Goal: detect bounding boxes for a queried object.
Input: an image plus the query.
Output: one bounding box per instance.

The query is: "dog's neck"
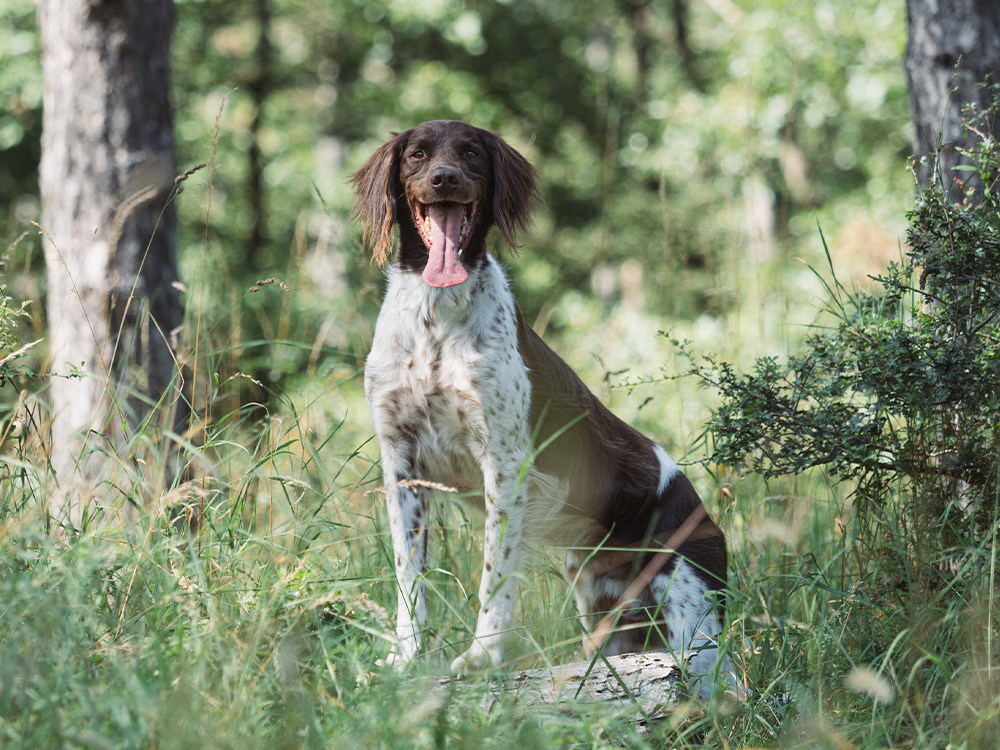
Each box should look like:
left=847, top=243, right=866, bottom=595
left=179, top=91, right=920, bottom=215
left=385, top=252, right=501, bottom=326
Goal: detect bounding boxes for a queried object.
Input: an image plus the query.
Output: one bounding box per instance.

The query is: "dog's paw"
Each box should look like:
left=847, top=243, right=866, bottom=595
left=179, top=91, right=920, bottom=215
left=376, top=648, right=413, bottom=670
left=450, top=645, right=499, bottom=675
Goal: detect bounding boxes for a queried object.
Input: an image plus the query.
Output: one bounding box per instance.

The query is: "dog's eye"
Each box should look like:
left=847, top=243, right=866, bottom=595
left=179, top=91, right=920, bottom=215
left=465, top=149, right=478, bottom=158
left=412, top=150, right=425, bottom=159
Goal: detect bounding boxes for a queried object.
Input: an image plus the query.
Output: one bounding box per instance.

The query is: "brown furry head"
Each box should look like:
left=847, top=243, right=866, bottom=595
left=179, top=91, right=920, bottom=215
left=351, top=121, right=539, bottom=267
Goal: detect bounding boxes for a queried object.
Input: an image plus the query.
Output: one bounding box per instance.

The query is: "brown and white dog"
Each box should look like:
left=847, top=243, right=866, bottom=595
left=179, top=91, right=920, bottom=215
left=353, top=120, right=738, bottom=697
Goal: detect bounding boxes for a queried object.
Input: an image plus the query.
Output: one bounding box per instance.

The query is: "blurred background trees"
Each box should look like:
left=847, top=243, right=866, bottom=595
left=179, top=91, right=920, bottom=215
left=1, top=0, right=913, bottom=410
left=3, top=4, right=1000, bottom=742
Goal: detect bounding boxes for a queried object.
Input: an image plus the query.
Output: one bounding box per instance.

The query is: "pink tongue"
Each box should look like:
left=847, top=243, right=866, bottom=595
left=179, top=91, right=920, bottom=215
left=422, top=204, right=469, bottom=288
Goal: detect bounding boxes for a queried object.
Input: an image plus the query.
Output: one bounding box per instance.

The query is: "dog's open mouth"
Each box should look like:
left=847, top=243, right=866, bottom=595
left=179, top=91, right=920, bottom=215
left=412, top=200, right=478, bottom=288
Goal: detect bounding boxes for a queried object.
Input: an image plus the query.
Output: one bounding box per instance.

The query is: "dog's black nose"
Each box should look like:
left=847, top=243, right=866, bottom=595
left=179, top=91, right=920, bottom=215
left=429, top=167, right=461, bottom=190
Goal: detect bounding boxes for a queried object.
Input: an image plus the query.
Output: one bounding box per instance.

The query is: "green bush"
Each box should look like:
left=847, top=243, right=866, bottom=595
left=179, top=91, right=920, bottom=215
left=684, top=99, right=1000, bottom=581
left=0, top=252, right=33, bottom=388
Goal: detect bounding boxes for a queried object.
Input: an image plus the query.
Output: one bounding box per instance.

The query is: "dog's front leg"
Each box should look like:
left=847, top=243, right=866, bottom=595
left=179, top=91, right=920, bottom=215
left=380, top=447, right=429, bottom=666
left=451, top=458, right=526, bottom=672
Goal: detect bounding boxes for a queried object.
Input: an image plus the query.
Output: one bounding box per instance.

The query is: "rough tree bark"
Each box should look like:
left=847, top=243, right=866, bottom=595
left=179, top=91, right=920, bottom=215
left=905, top=0, right=1000, bottom=198
left=38, top=0, right=184, bottom=526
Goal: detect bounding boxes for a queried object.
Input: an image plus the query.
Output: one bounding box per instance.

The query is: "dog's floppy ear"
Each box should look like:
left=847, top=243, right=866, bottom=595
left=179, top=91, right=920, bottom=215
left=351, top=129, right=412, bottom=266
left=479, top=129, right=539, bottom=250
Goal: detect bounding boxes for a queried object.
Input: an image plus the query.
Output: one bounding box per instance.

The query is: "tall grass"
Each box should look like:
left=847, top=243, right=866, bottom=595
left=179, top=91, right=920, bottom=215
left=2, top=138, right=998, bottom=749
left=2, top=349, right=938, bottom=748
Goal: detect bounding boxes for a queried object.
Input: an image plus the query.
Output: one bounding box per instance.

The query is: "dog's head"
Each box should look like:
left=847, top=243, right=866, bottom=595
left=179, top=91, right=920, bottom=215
left=351, top=120, right=538, bottom=287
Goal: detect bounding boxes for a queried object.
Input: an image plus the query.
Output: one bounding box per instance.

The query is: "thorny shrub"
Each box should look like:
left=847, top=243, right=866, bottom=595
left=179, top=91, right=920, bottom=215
left=681, top=93, right=1000, bottom=581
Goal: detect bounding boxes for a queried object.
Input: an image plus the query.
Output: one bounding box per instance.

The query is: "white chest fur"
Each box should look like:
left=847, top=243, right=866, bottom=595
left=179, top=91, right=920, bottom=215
left=364, top=256, right=532, bottom=494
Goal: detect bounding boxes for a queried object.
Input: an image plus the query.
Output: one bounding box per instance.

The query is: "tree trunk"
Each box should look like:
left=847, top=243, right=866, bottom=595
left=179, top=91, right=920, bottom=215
left=248, top=0, right=272, bottom=260
left=904, top=1, right=1000, bottom=560
left=38, top=0, right=183, bottom=526
left=905, top=0, right=1000, bottom=199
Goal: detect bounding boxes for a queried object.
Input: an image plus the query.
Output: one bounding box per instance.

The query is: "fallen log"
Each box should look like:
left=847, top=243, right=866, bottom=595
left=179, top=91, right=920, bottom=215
left=438, top=651, right=686, bottom=719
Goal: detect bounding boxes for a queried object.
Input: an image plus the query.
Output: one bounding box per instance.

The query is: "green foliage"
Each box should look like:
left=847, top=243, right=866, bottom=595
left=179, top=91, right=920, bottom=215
left=687, top=92, right=1000, bottom=576
left=0, top=372, right=750, bottom=749
left=0, top=260, right=33, bottom=386
left=629, top=93, right=1000, bottom=747
left=2, top=0, right=912, bottom=391
left=0, top=0, right=41, bottom=205
left=9, top=1, right=1000, bottom=747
